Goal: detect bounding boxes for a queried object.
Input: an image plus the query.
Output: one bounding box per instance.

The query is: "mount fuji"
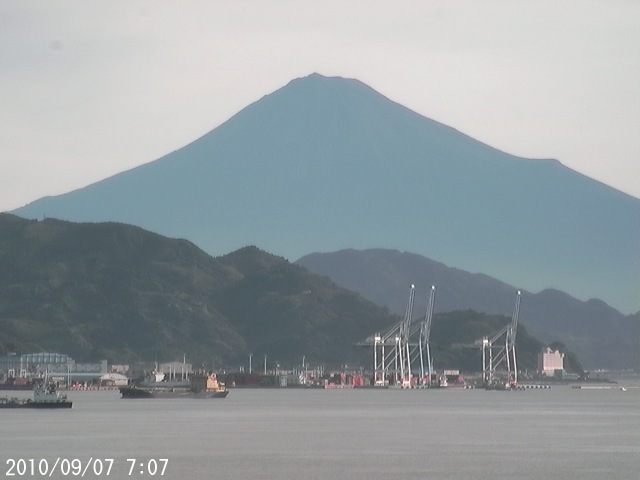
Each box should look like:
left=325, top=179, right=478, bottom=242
left=12, top=74, right=639, bottom=314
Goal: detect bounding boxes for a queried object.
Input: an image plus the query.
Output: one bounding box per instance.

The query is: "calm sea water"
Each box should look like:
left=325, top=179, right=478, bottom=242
left=1, top=382, right=639, bottom=480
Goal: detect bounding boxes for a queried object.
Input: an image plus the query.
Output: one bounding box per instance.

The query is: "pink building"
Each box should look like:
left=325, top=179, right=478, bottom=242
left=538, top=348, right=564, bottom=376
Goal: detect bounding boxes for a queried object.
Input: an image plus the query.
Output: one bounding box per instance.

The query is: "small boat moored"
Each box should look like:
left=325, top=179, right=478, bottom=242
left=0, top=382, right=73, bottom=409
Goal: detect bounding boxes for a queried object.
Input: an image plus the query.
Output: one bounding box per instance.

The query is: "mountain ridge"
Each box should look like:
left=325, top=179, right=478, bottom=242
left=296, top=248, right=639, bottom=370
left=11, top=73, right=639, bottom=313
left=0, top=213, right=396, bottom=364
left=0, top=214, right=563, bottom=373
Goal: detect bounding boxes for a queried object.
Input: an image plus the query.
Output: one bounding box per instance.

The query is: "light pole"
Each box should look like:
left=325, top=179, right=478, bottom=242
left=249, top=353, right=253, bottom=374
left=264, top=355, right=267, bottom=375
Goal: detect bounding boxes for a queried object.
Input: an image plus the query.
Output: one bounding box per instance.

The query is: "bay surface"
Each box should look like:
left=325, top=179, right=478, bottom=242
left=1, top=384, right=639, bottom=479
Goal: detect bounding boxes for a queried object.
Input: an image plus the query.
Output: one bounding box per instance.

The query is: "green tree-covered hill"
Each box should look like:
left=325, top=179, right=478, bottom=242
left=0, top=214, right=398, bottom=366
left=0, top=214, right=573, bottom=372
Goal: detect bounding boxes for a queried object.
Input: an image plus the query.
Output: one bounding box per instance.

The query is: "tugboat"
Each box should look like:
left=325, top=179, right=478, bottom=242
left=0, top=382, right=73, bottom=409
left=119, top=372, right=229, bottom=399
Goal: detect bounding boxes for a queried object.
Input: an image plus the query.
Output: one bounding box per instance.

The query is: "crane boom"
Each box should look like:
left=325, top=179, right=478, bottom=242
left=505, top=290, right=521, bottom=386
left=398, top=285, right=415, bottom=386
left=419, top=285, right=436, bottom=386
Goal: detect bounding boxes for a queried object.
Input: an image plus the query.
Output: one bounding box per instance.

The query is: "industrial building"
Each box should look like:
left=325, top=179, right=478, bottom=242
left=538, top=347, right=564, bottom=376
left=0, top=352, right=115, bottom=387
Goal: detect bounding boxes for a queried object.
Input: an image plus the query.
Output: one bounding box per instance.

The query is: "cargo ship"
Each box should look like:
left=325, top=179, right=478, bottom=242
left=119, top=372, right=228, bottom=399
left=0, top=383, right=72, bottom=409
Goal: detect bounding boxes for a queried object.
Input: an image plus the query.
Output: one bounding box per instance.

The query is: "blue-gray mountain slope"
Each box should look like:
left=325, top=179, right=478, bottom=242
left=297, top=248, right=639, bottom=369
left=12, top=74, right=640, bottom=313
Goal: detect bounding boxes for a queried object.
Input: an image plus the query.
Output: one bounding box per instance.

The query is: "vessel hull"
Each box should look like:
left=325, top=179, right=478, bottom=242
left=119, top=386, right=228, bottom=399
left=0, top=401, right=72, bottom=409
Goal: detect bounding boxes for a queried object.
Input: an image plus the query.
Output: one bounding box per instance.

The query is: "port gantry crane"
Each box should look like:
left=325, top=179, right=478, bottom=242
left=416, top=285, right=436, bottom=386
left=365, top=285, right=436, bottom=387
left=397, top=285, right=416, bottom=387
left=481, top=290, right=521, bottom=387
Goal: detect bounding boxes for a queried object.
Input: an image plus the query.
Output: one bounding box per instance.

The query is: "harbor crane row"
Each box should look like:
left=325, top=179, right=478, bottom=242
left=363, top=285, right=436, bottom=387
left=480, top=290, right=521, bottom=387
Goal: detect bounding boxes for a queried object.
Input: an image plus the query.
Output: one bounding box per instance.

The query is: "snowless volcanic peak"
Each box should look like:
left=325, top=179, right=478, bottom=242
left=13, top=74, right=640, bottom=314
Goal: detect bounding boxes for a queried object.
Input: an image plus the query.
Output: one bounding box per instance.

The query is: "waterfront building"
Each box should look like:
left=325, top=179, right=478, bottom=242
left=538, top=347, right=564, bottom=376
left=0, top=352, right=72, bottom=379
left=158, top=360, right=192, bottom=380
left=0, top=353, right=112, bottom=387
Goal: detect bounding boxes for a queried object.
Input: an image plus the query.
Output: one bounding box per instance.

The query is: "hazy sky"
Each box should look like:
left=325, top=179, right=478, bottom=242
left=1, top=0, right=638, bottom=213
